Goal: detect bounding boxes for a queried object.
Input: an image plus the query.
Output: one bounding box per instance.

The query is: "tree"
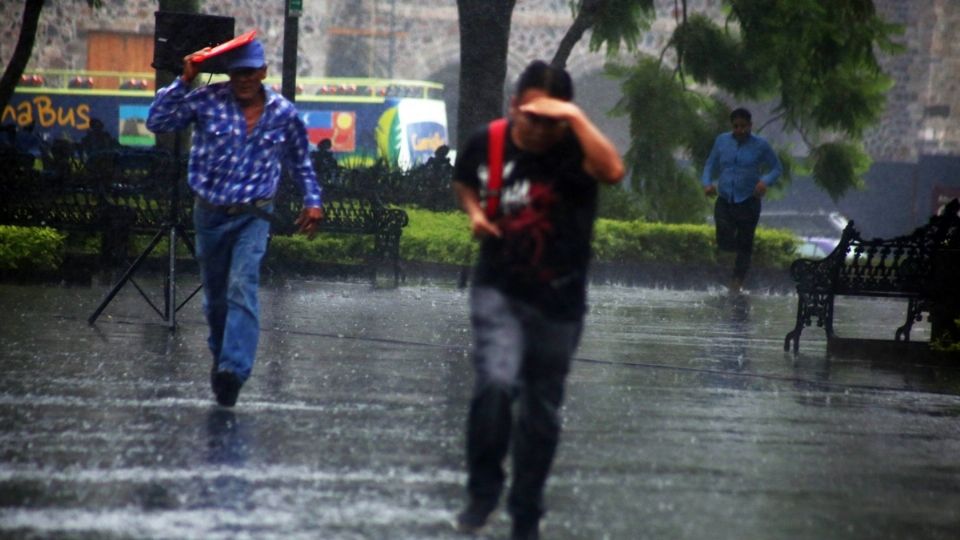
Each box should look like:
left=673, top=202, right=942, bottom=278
left=551, top=0, right=654, bottom=69
left=456, top=0, right=902, bottom=222
left=0, top=0, right=48, bottom=115
left=610, top=0, right=903, bottom=221
left=0, top=1, right=200, bottom=117
left=455, top=0, right=516, bottom=147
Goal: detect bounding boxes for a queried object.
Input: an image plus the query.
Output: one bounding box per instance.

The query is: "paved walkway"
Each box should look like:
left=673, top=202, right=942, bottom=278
left=0, top=278, right=958, bottom=539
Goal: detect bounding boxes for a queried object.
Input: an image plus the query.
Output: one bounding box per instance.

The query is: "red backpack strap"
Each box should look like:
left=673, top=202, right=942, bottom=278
left=485, top=118, right=509, bottom=219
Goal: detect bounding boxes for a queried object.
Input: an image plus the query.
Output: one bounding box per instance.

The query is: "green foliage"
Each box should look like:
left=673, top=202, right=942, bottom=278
left=267, top=208, right=798, bottom=271
left=931, top=319, right=960, bottom=352
left=673, top=14, right=774, bottom=98
left=584, top=0, right=656, bottom=56
left=267, top=233, right=373, bottom=267
left=0, top=226, right=65, bottom=272
left=597, top=182, right=646, bottom=221
left=607, top=58, right=718, bottom=223
left=399, top=208, right=478, bottom=265
left=810, top=141, right=869, bottom=201
left=592, top=218, right=796, bottom=268
left=726, top=0, right=900, bottom=139
left=610, top=0, right=903, bottom=208
left=0, top=212, right=801, bottom=275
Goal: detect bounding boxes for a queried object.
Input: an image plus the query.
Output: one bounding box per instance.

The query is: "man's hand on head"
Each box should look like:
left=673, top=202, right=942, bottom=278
left=181, top=47, right=211, bottom=83
left=518, top=97, right=576, bottom=123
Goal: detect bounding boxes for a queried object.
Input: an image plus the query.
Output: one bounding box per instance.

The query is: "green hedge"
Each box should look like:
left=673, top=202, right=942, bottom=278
left=0, top=225, right=65, bottom=272
left=397, top=211, right=796, bottom=269
left=268, top=232, right=372, bottom=267
left=0, top=211, right=799, bottom=273
left=399, top=208, right=477, bottom=265
left=593, top=219, right=797, bottom=268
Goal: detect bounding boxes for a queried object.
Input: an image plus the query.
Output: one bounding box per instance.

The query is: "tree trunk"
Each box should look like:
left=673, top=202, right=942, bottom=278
left=455, top=0, right=516, bottom=148
left=0, top=0, right=45, bottom=115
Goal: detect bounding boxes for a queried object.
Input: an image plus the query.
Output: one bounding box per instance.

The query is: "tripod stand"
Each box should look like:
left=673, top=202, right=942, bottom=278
left=87, top=131, right=202, bottom=330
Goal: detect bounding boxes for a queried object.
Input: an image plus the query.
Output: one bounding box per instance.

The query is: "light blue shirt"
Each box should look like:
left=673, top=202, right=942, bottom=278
left=701, top=132, right=781, bottom=203
left=147, top=78, right=322, bottom=208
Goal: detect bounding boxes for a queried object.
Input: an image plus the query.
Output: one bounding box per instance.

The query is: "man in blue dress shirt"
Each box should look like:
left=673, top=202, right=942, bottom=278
left=147, top=39, right=324, bottom=407
left=702, top=108, right=782, bottom=293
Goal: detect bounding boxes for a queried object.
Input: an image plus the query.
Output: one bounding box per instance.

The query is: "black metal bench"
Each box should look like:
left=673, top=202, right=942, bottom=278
left=0, top=146, right=408, bottom=284
left=784, top=199, right=960, bottom=352
left=272, top=180, right=409, bottom=285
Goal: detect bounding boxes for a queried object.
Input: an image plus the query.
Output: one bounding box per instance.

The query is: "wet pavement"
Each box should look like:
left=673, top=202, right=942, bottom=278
left=0, top=276, right=959, bottom=539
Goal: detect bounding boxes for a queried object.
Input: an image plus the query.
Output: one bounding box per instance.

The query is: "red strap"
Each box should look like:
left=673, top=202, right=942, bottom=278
left=485, top=118, right=508, bottom=219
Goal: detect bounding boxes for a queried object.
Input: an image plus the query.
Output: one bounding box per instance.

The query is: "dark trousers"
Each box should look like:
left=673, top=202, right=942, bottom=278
left=714, top=196, right=762, bottom=281
left=465, top=286, right=583, bottom=524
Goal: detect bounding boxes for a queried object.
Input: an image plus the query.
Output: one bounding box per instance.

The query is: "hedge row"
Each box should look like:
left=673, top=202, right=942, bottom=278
left=0, top=225, right=64, bottom=272
left=0, top=210, right=799, bottom=274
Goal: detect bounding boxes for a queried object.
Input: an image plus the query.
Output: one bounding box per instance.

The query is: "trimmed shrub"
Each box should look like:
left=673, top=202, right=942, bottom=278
left=0, top=226, right=65, bottom=272
left=0, top=211, right=799, bottom=275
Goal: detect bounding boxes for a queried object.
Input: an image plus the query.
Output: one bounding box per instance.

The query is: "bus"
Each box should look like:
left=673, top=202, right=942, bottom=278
left=4, top=70, right=449, bottom=169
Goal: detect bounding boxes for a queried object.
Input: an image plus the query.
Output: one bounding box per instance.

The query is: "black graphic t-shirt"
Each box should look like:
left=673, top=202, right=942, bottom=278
left=454, top=122, right=599, bottom=320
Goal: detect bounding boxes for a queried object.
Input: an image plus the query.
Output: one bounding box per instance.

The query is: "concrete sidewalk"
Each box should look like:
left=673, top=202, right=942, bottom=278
left=0, top=278, right=958, bottom=539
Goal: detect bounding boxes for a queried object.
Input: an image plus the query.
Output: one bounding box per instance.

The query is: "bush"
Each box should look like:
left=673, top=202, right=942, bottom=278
left=398, top=210, right=797, bottom=270
left=0, top=225, right=65, bottom=272
left=267, top=233, right=373, bottom=267
left=592, top=219, right=797, bottom=268
left=597, top=183, right=646, bottom=221
left=400, top=208, right=477, bottom=265
left=0, top=211, right=799, bottom=275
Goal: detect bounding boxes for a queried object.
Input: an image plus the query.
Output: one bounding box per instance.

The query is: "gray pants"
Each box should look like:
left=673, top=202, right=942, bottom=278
left=465, top=285, right=583, bottom=524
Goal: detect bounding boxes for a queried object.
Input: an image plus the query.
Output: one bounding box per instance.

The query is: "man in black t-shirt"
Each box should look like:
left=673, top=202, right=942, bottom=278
left=452, top=60, right=624, bottom=540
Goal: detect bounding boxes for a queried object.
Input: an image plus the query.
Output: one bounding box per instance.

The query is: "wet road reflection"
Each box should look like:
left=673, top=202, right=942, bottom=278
left=0, top=279, right=958, bottom=539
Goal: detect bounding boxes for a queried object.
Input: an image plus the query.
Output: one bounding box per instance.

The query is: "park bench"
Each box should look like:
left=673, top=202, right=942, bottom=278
left=0, top=146, right=408, bottom=285
left=783, top=199, right=960, bottom=353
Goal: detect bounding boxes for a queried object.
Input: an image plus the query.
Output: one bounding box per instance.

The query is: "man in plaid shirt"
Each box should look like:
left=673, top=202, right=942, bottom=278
left=147, top=38, right=323, bottom=407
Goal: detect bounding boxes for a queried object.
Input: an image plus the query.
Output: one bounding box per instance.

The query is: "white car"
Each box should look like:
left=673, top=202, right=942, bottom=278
left=758, top=210, right=849, bottom=258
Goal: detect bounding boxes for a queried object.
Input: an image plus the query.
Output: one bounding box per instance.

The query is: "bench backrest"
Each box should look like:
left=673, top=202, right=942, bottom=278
left=832, top=199, right=960, bottom=294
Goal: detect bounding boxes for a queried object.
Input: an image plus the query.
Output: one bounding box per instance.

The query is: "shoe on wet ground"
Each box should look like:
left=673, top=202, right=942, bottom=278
left=212, top=370, right=242, bottom=407
left=453, top=500, right=496, bottom=534
left=727, top=278, right=743, bottom=295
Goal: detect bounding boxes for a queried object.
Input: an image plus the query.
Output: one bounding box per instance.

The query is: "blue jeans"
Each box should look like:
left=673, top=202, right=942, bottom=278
left=465, top=286, right=583, bottom=524
left=193, top=202, right=272, bottom=383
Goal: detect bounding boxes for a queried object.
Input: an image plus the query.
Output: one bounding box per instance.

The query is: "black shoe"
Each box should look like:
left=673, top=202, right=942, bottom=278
left=212, top=371, right=242, bottom=407
left=510, top=519, right=540, bottom=540
left=453, top=500, right=496, bottom=534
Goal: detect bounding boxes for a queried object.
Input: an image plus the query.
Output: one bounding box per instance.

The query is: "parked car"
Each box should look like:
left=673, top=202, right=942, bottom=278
left=758, top=210, right=849, bottom=258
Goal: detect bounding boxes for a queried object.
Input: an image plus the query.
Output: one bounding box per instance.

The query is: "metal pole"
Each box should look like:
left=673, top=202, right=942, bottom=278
left=282, top=0, right=300, bottom=102
left=166, top=130, right=182, bottom=330
left=388, top=0, right=396, bottom=78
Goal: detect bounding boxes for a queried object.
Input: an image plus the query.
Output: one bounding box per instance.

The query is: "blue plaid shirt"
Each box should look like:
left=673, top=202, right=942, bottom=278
left=147, top=78, right=322, bottom=208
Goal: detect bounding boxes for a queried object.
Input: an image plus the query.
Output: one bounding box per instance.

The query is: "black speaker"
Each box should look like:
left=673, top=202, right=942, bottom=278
left=153, top=11, right=235, bottom=74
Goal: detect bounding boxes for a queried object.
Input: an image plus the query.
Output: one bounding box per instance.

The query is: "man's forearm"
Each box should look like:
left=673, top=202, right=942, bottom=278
left=568, top=113, right=624, bottom=184
left=453, top=181, right=484, bottom=219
